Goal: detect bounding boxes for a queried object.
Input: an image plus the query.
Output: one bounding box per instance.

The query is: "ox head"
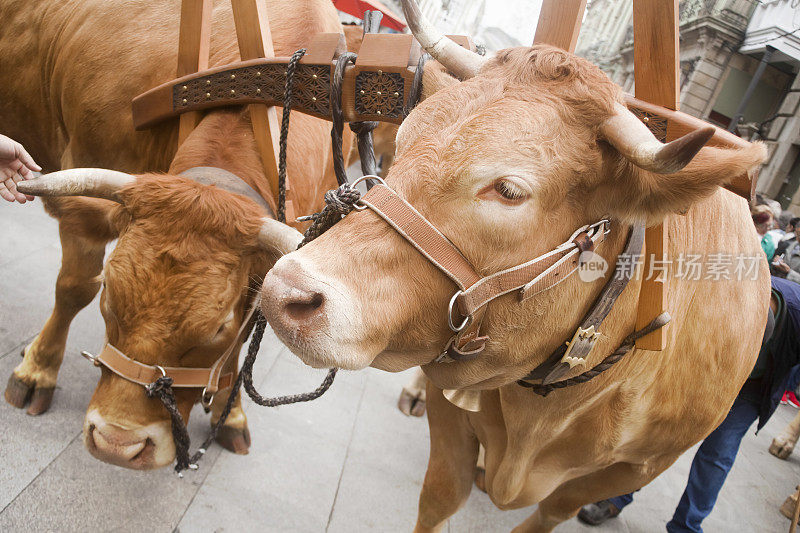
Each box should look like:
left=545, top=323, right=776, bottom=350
left=19, top=170, right=299, bottom=468
left=260, top=0, right=767, bottom=391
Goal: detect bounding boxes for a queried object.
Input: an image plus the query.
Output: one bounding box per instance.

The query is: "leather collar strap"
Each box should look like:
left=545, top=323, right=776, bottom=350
left=95, top=344, right=235, bottom=391
left=85, top=302, right=258, bottom=399
left=357, top=181, right=610, bottom=362
left=519, top=224, right=646, bottom=386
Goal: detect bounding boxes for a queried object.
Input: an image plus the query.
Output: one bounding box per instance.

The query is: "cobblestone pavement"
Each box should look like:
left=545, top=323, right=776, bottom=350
left=1, top=201, right=799, bottom=532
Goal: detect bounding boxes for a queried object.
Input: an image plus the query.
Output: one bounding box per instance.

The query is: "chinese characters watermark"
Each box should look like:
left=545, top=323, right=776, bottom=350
left=577, top=252, right=765, bottom=282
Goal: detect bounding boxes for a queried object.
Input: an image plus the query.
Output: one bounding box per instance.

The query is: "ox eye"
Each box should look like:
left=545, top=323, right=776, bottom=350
left=493, top=179, right=529, bottom=203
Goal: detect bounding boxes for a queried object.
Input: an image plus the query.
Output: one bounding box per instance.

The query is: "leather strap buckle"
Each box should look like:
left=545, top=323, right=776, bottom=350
left=81, top=350, right=102, bottom=367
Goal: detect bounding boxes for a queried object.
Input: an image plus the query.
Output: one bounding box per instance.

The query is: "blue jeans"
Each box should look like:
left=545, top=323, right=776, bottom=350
left=608, top=394, right=759, bottom=532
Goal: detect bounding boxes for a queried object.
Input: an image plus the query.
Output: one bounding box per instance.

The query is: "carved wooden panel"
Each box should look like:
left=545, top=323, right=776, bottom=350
left=629, top=106, right=668, bottom=143
left=354, top=71, right=405, bottom=119
left=172, top=63, right=331, bottom=116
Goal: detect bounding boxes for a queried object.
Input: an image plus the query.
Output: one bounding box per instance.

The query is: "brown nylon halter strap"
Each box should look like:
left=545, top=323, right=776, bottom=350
left=95, top=344, right=234, bottom=389
left=359, top=184, right=482, bottom=291
left=456, top=222, right=609, bottom=317
left=92, top=302, right=259, bottom=392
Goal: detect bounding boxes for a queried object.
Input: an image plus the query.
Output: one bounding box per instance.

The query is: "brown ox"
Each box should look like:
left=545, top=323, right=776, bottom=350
left=261, top=2, right=770, bottom=531
left=0, top=0, right=347, bottom=469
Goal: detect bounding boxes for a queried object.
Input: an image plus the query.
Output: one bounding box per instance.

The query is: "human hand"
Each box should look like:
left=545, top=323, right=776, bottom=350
left=773, top=257, right=791, bottom=274
left=0, top=134, right=41, bottom=203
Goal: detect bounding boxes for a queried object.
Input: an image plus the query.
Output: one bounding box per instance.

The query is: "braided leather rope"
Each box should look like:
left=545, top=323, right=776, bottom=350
left=519, top=312, right=671, bottom=397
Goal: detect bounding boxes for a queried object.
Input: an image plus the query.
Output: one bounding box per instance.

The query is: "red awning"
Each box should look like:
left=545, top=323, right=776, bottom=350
left=332, top=0, right=407, bottom=32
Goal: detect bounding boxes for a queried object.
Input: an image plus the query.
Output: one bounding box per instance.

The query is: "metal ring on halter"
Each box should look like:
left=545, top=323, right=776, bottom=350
left=351, top=174, right=386, bottom=211
left=155, top=365, right=167, bottom=378
left=351, top=174, right=385, bottom=188
left=201, top=387, right=215, bottom=409
left=80, top=350, right=101, bottom=367
left=447, top=291, right=471, bottom=333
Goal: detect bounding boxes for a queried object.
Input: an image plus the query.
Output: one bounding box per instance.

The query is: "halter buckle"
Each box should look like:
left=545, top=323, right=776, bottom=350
left=447, top=291, right=471, bottom=333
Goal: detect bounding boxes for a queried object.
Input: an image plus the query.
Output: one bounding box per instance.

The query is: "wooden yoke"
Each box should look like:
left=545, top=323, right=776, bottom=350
left=532, top=0, right=668, bottom=350
left=136, top=7, right=755, bottom=206
left=632, top=0, right=679, bottom=351
left=533, top=0, right=587, bottom=51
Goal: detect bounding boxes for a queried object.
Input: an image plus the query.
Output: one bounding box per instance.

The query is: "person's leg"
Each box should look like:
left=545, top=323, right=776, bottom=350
left=608, top=492, right=634, bottom=510
left=577, top=492, right=634, bottom=525
left=666, top=395, right=759, bottom=533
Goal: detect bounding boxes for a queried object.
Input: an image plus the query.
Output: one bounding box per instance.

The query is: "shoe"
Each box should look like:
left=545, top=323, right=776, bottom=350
left=782, top=391, right=789, bottom=405
left=787, top=391, right=800, bottom=409
left=577, top=500, right=621, bottom=526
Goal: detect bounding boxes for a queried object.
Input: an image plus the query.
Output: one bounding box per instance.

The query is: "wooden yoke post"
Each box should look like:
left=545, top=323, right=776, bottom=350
left=176, top=0, right=213, bottom=145
left=633, top=0, right=679, bottom=350
left=533, top=0, right=588, bottom=51
left=230, top=0, right=292, bottom=219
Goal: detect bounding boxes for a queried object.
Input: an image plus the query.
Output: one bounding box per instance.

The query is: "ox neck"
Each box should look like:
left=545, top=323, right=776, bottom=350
left=168, top=110, right=277, bottom=213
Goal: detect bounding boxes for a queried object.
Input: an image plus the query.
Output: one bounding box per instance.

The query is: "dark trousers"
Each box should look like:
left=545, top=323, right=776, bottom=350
left=608, top=394, right=759, bottom=532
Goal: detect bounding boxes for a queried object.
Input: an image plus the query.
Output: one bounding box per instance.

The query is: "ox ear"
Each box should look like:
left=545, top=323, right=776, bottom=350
left=606, top=142, right=767, bottom=223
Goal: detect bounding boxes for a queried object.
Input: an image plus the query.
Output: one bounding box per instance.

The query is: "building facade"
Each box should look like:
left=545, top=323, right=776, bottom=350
left=577, top=0, right=800, bottom=210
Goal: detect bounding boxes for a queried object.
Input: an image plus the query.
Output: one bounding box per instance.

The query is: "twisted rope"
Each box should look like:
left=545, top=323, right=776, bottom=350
left=297, top=184, right=361, bottom=247
left=242, top=314, right=338, bottom=406
left=277, top=48, right=307, bottom=223
left=145, top=376, right=195, bottom=473
left=331, top=52, right=357, bottom=186
left=520, top=312, right=671, bottom=397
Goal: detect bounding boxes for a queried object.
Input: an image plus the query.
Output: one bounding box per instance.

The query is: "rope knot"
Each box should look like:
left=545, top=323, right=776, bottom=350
left=145, top=376, right=175, bottom=397
left=324, top=184, right=361, bottom=214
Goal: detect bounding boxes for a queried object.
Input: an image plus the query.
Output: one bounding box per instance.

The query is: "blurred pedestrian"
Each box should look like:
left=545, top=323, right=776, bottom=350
left=753, top=205, right=777, bottom=261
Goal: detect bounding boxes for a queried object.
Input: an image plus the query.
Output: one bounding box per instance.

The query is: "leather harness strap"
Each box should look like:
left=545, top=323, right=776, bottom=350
left=94, top=344, right=235, bottom=390
left=359, top=184, right=482, bottom=290
left=357, top=181, right=611, bottom=363
left=519, top=224, right=647, bottom=386
left=85, top=296, right=259, bottom=400
left=353, top=178, right=668, bottom=394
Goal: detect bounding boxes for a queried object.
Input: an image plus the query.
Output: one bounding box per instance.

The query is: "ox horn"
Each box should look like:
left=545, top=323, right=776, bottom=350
left=600, top=103, right=715, bottom=174
left=257, top=218, right=303, bottom=256
left=400, top=0, right=486, bottom=80
left=16, top=168, right=135, bottom=202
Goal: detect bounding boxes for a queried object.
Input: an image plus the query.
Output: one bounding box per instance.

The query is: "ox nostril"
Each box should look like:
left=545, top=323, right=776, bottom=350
left=284, top=290, right=325, bottom=322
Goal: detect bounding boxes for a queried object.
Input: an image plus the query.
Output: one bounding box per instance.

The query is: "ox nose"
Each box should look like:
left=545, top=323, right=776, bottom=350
left=262, top=259, right=328, bottom=330
left=84, top=410, right=174, bottom=470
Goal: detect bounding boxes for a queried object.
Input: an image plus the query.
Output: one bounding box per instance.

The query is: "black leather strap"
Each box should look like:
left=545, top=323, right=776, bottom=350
left=520, top=224, right=646, bottom=385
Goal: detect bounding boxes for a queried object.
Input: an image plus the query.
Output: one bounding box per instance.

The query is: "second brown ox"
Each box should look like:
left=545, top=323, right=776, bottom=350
left=1, top=0, right=346, bottom=469
left=261, top=1, right=770, bottom=531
